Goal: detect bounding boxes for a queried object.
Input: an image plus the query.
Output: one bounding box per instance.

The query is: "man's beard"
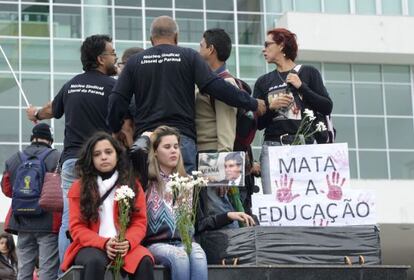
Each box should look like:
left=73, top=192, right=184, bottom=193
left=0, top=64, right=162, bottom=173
left=107, top=64, right=118, bottom=76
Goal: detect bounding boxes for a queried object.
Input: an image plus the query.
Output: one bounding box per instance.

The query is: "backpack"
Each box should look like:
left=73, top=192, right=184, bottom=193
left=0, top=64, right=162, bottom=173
left=212, top=70, right=258, bottom=151
left=294, top=65, right=336, bottom=144
left=12, top=149, right=53, bottom=216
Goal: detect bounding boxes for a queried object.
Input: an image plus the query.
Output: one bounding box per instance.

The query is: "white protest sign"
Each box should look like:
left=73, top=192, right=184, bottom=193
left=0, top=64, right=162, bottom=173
left=252, top=143, right=376, bottom=226
left=252, top=191, right=376, bottom=226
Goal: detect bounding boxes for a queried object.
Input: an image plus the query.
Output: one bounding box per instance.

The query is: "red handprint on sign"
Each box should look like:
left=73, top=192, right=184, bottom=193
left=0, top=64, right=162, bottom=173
left=275, top=174, right=300, bottom=203
left=326, top=171, right=346, bottom=200
left=313, top=219, right=329, bottom=227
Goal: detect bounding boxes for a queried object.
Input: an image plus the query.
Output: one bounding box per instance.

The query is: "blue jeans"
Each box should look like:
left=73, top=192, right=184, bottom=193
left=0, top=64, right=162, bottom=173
left=58, top=158, right=78, bottom=266
left=148, top=242, right=207, bottom=280
left=180, top=135, right=196, bottom=174
left=259, top=141, right=281, bottom=195
left=17, top=232, right=59, bottom=280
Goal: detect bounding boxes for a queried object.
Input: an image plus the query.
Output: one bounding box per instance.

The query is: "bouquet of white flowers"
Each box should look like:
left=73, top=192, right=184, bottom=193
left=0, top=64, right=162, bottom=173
left=111, top=185, right=135, bottom=280
left=291, top=108, right=327, bottom=145
left=166, top=171, right=208, bottom=255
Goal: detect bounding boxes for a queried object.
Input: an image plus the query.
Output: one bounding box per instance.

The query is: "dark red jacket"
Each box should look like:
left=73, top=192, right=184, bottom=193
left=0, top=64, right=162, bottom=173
left=1, top=142, right=62, bottom=234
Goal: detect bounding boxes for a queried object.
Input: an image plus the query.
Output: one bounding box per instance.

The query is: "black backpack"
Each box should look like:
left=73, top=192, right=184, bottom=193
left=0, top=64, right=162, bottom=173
left=12, top=149, right=52, bottom=216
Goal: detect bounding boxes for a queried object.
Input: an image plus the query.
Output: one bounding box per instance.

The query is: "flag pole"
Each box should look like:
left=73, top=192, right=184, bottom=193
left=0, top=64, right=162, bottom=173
left=0, top=45, right=30, bottom=107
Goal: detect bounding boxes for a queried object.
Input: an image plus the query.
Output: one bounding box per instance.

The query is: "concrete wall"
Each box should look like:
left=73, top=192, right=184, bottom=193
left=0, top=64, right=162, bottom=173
left=277, top=12, right=414, bottom=65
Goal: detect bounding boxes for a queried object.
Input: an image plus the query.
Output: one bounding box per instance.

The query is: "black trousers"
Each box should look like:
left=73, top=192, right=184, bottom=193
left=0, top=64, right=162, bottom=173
left=74, top=247, right=154, bottom=280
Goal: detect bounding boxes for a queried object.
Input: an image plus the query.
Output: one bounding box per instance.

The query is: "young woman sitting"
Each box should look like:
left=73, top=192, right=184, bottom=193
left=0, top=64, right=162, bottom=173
left=145, top=125, right=208, bottom=280
left=60, top=132, right=154, bottom=280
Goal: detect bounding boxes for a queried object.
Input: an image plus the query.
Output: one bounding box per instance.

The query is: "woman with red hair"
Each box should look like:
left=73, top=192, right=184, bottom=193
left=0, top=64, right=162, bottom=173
left=253, top=28, right=333, bottom=194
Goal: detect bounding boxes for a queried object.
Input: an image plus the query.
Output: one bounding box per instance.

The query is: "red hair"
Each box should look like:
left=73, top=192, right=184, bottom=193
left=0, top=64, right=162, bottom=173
left=267, top=28, right=298, bottom=61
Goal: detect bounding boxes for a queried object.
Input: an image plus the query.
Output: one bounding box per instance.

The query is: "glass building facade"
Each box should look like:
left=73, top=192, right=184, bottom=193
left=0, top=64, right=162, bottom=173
left=1, top=0, right=414, bottom=180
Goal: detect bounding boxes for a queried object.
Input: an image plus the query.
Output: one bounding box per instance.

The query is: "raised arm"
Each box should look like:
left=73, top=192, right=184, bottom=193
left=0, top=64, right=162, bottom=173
left=26, top=101, right=54, bottom=122
left=202, top=79, right=266, bottom=116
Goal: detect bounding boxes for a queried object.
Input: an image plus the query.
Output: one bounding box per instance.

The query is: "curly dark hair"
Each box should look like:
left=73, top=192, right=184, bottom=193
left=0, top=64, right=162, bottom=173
left=80, top=34, right=112, bottom=71
left=75, top=132, right=138, bottom=222
left=0, top=233, right=18, bottom=267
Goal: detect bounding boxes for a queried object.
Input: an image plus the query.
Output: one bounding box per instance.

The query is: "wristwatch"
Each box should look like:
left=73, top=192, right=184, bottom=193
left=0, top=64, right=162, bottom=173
left=34, top=109, right=40, bottom=120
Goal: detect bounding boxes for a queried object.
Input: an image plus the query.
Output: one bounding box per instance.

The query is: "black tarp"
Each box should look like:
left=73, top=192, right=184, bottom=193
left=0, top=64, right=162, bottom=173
left=197, top=225, right=381, bottom=265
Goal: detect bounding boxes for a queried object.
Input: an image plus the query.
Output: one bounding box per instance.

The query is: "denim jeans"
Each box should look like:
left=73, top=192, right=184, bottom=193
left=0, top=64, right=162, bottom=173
left=180, top=135, right=196, bottom=174
left=259, top=141, right=281, bottom=194
left=17, top=232, right=59, bottom=280
left=58, top=158, right=78, bottom=266
left=147, top=242, right=208, bottom=280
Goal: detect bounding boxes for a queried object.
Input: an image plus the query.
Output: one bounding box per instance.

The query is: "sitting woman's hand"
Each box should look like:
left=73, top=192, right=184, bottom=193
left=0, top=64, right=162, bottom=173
left=105, top=237, right=118, bottom=260
left=105, top=238, right=131, bottom=259
left=227, top=212, right=256, bottom=227
left=114, top=239, right=130, bottom=257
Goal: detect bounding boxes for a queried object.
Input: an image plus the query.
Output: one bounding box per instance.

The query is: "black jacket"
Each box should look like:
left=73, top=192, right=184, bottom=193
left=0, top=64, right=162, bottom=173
left=0, top=254, right=17, bottom=280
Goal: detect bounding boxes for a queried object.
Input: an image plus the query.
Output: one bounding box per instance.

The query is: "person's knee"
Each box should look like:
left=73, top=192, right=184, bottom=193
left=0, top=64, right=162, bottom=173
left=166, top=247, right=190, bottom=271
left=85, top=258, right=106, bottom=269
left=86, top=256, right=107, bottom=267
left=139, top=256, right=153, bottom=269
left=190, top=243, right=207, bottom=261
left=133, top=256, right=154, bottom=280
left=77, top=248, right=108, bottom=267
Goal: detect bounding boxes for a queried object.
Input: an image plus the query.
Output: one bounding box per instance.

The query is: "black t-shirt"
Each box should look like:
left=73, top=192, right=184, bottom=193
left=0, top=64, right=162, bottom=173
left=253, top=65, right=332, bottom=141
left=108, top=44, right=218, bottom=140
left=52, top=70, right=116, bottom=162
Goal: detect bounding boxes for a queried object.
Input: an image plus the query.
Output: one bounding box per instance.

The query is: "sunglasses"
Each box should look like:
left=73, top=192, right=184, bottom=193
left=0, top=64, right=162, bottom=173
left=264, top=41, right=277, bottom=48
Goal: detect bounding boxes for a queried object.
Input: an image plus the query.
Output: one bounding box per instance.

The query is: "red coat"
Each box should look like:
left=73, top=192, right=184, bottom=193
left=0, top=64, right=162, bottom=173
left=61, top=179, right=153, bottom=273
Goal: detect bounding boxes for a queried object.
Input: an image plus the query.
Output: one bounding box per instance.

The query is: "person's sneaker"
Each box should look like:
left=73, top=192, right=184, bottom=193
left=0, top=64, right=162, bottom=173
left=344, top=256, right=352, bottom=265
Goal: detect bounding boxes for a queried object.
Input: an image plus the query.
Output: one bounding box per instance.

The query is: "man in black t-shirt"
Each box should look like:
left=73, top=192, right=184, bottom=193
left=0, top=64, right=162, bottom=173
left=108, top=16, right=266, bottom=173
left=26, top=34, right=118, bottom=267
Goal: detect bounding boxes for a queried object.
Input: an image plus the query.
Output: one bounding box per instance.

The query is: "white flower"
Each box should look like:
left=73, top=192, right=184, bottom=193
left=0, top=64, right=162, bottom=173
left=169, top=173, right=179, bottom=180
left=180, top=177, right=189, bottom=183
left=185, top=182, right=194, bottom=190
left=165, top=180, right=176, bottom=190
left=303, top=108, right=314, bottom=119
left=194, top=177, right=208, bottom=187
left=114, top=185, right=135, bottom=201
left=315, top=121, right=327, bottom=132
left=191, top=170, right=202, bottom=176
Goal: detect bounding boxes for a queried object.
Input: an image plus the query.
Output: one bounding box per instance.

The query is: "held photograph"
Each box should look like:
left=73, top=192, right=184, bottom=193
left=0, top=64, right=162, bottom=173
left=198, top=151, right=245, bottom=187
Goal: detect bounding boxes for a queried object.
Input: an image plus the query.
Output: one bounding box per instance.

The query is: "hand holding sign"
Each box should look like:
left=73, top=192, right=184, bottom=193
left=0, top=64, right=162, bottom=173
left=326, top=171, right=346, bottom=200
left=275, top=174, right=300, bottom=203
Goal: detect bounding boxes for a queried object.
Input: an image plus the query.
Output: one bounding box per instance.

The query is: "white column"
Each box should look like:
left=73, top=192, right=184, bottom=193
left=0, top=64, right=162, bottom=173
left=84, top=0, right=109, bottom=36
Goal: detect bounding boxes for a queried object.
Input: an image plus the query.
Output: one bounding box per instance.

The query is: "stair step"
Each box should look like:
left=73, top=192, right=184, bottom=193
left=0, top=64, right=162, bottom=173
left=59, top=264, right=410, bottom=280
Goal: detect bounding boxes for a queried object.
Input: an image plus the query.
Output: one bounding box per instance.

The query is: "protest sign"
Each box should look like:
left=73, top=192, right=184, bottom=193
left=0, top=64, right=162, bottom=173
left=252, top=143, right=376, bottom=226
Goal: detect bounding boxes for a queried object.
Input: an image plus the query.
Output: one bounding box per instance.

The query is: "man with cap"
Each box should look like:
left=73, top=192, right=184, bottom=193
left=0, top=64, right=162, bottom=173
left=1, top=123, right=61, bottom=280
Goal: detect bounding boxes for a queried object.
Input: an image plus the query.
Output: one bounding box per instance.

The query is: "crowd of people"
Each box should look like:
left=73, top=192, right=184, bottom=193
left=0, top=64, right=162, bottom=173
left=1, top=15, right=332, bottom=280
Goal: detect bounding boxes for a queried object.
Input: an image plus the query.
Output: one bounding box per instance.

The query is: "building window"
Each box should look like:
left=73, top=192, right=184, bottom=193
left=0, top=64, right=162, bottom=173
left=355, top=0, right=376, bottom=14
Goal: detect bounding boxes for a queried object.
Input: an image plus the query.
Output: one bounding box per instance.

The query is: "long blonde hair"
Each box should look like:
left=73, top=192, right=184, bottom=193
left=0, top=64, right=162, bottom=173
left=147, top=125, right=186, bottom=194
